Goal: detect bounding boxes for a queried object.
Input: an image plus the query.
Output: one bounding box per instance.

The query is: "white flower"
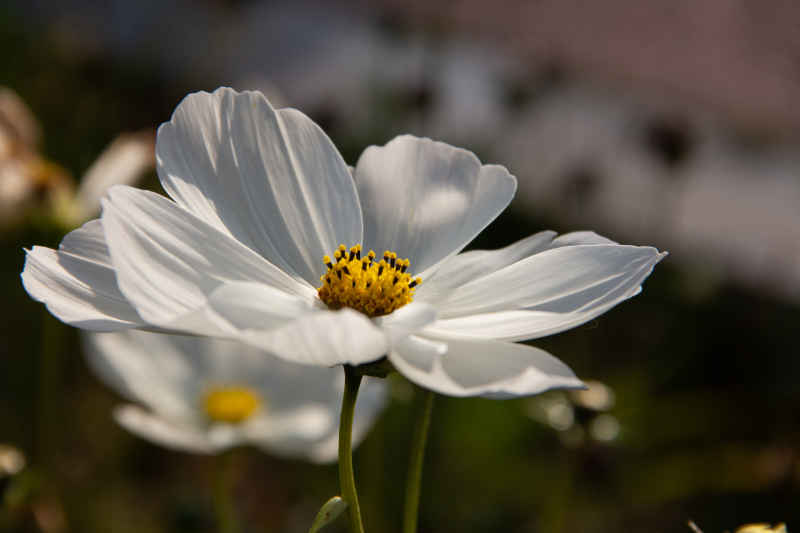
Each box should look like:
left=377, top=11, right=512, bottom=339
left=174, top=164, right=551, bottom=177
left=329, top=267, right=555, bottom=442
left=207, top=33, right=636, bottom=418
left=84, top=330, right=386, bottom=462
left=22, top=87, right=666, bottom=398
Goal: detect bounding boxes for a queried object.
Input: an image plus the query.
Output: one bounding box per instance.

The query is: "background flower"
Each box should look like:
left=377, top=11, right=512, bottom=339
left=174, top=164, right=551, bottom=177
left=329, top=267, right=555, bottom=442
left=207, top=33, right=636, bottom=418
left=83, top=330, right=387, bottom=462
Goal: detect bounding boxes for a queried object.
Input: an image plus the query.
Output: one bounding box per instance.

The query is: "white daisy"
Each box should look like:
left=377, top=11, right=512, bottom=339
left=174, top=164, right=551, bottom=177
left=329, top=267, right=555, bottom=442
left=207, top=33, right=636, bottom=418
left=84, top=329, right=386, bottom=462
left=22, top=87, right=666, bottom=397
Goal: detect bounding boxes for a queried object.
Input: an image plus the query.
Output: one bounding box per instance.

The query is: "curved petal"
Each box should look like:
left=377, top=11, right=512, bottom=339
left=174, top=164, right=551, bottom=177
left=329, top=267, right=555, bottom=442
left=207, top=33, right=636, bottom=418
left=235, top=309, right=389, bottom=367
left=416, top=230, right=620, bottom=305
left=550, top=231, right=617, bottom=247
left=375, top=301, right=438, bottom=344
left=206, top=282, right=314, bottom=331
left=21, top=220, right=144, bottom=331
left=354, top=135, right=516, bottom=277
left=426, top=245, right=663, bottom=341
left=83, top=331, right=198, bottom=420
left=101, top=186, right=313, bottom=330
left=435, top=244, right=666, bottom=318
left=156, top=88, right=362, bottom=284
left=389, top=336, right=584, bottom=398
left=416, top=230, right=556, bottom=304
left=114, top=405, right=220, bottom=454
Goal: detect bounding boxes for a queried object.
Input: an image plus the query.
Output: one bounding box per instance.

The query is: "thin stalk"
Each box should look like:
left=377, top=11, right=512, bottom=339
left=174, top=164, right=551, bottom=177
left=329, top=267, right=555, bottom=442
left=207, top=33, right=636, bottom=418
left=402, top=388, right=434, bottom=533
left=213, top=451, right=240, bottom=533
left=338, top=366, right=365, bottom=533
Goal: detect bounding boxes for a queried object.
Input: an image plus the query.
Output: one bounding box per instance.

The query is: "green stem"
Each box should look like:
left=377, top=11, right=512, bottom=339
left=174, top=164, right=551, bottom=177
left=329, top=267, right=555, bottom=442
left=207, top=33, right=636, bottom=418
left=402, top=388, right=435, bottom=533
left=338, top=366, right=365, bottom=533
left=213, top=451, right=240, bottom=533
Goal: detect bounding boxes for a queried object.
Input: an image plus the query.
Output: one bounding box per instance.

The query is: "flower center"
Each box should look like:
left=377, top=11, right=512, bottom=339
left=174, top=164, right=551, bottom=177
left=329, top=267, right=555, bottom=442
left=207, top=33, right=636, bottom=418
left=317, top=244, right=422, bottom=318
left=203, top=386, right=261, bottom=423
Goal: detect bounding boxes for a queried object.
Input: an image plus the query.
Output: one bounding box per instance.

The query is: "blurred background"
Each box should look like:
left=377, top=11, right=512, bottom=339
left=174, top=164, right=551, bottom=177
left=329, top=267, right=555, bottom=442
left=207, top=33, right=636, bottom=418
left=1, top=1, right=799, bottom=532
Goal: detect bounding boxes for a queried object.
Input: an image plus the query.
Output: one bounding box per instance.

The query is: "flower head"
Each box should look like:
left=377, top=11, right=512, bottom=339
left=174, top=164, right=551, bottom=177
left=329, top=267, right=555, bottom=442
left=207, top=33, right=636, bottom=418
left=23, top=87, right=666, bottom=398
left=84, top=330, right=386, bottom=462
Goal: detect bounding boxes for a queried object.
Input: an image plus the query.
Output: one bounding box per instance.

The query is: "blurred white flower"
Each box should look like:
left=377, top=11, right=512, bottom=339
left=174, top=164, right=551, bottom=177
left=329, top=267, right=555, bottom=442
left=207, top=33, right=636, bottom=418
left=84, top=330, right=387, bottom=462
left=0, top=87, right=71, bottom=229
left=23, top=87, right=665, bottom=398
left=0, top=86, right=154, bottom=229
left=59, top=131, right=155, bottom=227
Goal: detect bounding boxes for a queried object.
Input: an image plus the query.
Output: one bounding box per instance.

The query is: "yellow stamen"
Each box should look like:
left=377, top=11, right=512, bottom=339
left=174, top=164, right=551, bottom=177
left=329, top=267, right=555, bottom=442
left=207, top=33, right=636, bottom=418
left=317, top=243, right=422, bottom=317
left=203, top=386, right=261, bottom=423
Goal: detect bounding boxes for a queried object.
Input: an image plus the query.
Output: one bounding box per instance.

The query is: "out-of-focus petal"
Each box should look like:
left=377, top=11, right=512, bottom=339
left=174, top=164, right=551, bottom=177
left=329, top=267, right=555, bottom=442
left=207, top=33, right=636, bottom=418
left=83, top=331, right=198, bottom=420
left=72, top=131, right=155, bottom=222
left=114, top=405, right=219, bottom=454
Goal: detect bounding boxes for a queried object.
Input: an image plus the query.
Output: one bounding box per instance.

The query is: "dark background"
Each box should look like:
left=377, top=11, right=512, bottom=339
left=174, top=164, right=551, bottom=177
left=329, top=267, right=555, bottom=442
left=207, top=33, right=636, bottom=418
left=1, top=1, right=798, bottom=532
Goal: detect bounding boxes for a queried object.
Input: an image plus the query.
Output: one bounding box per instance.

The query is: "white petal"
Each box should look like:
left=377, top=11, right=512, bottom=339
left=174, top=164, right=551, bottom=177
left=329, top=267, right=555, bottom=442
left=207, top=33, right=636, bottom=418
left=246, top=405, right=335, bottom=460
left=101, top=186, right=313, bottom=329
left=424, top=306, right=628, bottom=343
left=206, top=282, right=314, bottom=331
left=21, top=219, right=144, bottom=331
left=416, top=230, right=557, bottom=304
left=436, top=244, right=666, bottom=318
left=550, top=231, right=617, bottom=247
left=417, top=230, right=622, bottom=305
left=83, top=331, right=198, bottom=420
left=236, top=309, right=389, bottom=367
left=354, top=135, right=516, bottom=277
left=114, top=405, right=220, bottom=454
left=156, top=88, right=362, bottom=284
left=375, top=301, right=438, bottom=344
left=73, top=131, right=154, bottom=221
left=426, top=246, right=664, bottom=341
left=389, top=337, right=584, bottom=398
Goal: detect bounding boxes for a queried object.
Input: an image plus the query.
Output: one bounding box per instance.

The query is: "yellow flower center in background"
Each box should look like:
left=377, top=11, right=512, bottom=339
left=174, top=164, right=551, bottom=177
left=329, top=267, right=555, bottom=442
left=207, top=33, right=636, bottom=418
left=317, top=244, right=422, bottom=318
left=203, top=386, right=261, bottom=423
